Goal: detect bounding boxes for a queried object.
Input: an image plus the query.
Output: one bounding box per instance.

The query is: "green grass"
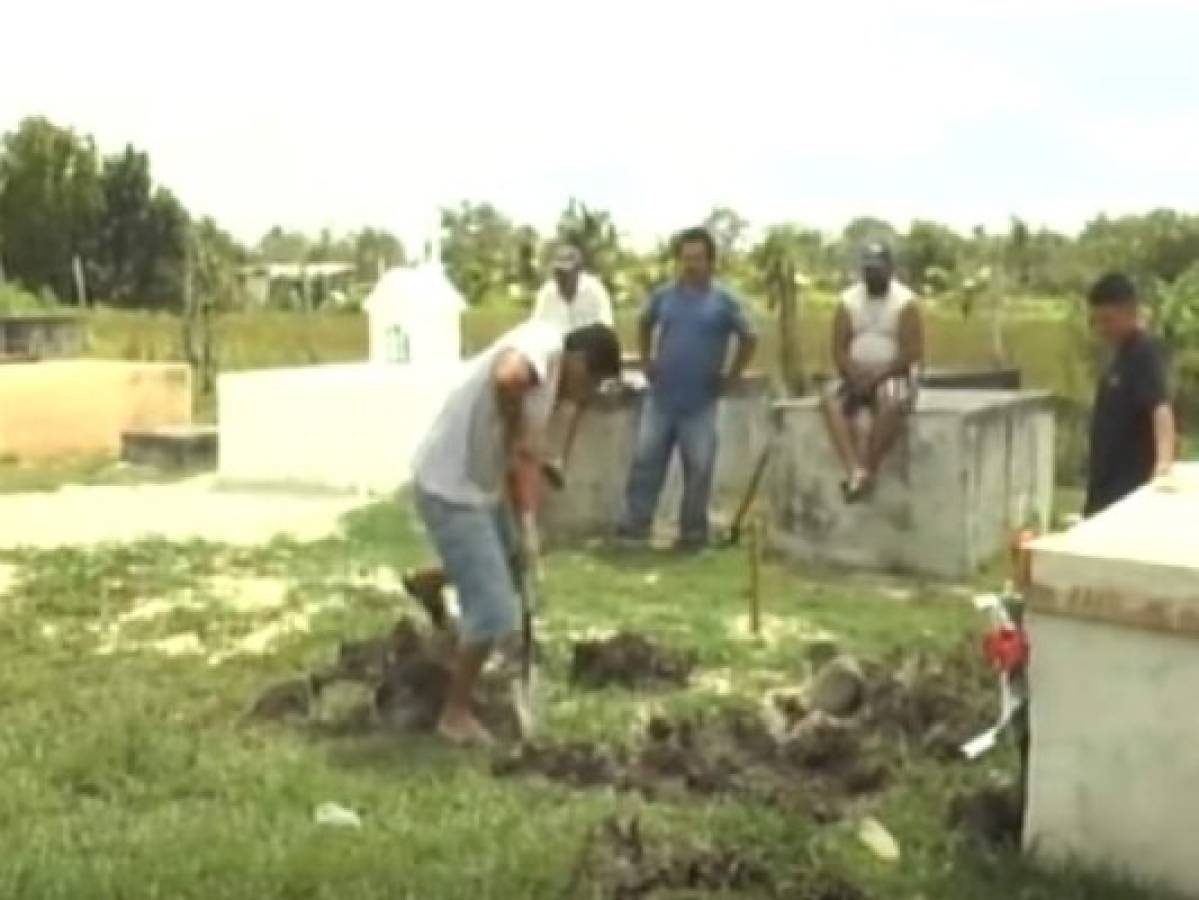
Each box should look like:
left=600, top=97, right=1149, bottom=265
left=0, top=499, right=1178, bottom=899
left=0, top=455, right=192, bottom=494
left=83, top=303, right=1093, bottom=397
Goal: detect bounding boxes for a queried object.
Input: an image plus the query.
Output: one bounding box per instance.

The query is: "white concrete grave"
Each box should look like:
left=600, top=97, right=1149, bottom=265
left=363, top=262, right=464, bottom=365
left=1025, top=464, right=1199, bottom=898
left=767, top=390, right=1055, bottom=577
left=218, top=262, right=465, bottom=494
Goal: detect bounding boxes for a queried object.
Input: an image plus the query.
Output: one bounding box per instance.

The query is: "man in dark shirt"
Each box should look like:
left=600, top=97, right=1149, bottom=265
left=1083, top=272, right=1176, bottom=517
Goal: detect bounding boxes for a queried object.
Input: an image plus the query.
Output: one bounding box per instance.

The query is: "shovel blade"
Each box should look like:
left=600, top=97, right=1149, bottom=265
left=511, top=668, right=539, bottom=740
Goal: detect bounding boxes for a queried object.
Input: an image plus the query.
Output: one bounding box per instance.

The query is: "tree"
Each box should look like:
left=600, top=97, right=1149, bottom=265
left=0, top=117, right=104, bottom=301
left=750, top=226, right=809, bottom=396
left=258, top=226, right=311, bottom=263
left=900, top=220, right=965, bottom=292
left=183, top=217, right=244, bottom=396
left=92, top=145, right=189, bottom=308
left=703, top=207, right=750, bottom=258
left=351, top=228, right=404, bottom=280
left=841, top=216, right=897, bottom=251
left=555, top=198, right=622, bottom=294
left=440, top=202, right=526, bottom=305
left=1078, top=210, right=1199, bottom=286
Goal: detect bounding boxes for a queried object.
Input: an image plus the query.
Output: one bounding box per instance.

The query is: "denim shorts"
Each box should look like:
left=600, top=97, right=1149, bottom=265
left=413, top=486, right=519, bottom=643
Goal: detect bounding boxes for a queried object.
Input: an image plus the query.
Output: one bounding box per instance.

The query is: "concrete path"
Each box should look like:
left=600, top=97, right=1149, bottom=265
left=0, top=476, right=368, bottom=549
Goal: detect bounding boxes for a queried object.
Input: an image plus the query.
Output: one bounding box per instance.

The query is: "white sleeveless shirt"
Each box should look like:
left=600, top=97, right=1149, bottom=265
left=840, top=280, right=915, bottom=372
left=413, top=322, right=561, bottom=508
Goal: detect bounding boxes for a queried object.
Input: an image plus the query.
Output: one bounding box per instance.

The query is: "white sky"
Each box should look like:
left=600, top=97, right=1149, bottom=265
left=3, top=0, right=1198, bottom=250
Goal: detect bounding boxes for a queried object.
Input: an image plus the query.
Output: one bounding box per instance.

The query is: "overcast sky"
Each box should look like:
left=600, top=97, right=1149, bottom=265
left=3, top=0, right=1197, bottom=250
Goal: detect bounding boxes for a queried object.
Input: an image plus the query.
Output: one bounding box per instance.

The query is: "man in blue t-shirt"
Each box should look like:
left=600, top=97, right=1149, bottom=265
left=617, top=227, right=757, bottom=550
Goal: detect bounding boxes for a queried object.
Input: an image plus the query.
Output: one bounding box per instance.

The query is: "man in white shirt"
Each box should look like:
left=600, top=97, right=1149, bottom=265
left=821, top=242, right=924, bottom=502
left=530, top=244, right=614, bottom=333
left=529, top=244, right=616, bottom=478
left=406, top=321, right=622, bottom=745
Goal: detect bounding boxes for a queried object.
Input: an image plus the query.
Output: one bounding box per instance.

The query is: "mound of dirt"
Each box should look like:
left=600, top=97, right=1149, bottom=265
left=566, top=816, right=869, bottom=899
left=571, top=632, right=696, bottom=690
left=495, top=705, right=892, bottom=819
left=948, top=782, right=1025, bottom=848
left=857, top=643, right=995, bottom=761
left=247, top=616, right=519, bottom=740
left=497, top=642, right=994, bottom=817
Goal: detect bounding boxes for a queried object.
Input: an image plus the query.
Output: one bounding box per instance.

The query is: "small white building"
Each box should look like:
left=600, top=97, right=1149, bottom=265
left=363, top=263, right=464, bottom=366
left=218, top=260, right=466, bottom=494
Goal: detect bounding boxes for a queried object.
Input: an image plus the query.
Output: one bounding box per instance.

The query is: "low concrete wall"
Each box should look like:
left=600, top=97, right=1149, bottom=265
left=768, top=390, right=1055, bottom=577
left=217, top=362, right=458, bottom=494
left=0, top=360, right=191, bottom=461
left=0, top=314, right=83, bottom=361
left=540, top=374, right=771, bottom=540
left=1026, top=467, right=1199, bottom=897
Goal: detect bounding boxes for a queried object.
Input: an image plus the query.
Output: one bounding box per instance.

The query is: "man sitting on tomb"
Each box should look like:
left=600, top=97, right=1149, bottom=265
left=821, top=242, right=924, bottom=502
left=530, top=243, right=614, bottom=333
left=529, top=243, right=617, bottom=480
left=1083, top=272, right=1175, bottom=517
left=403, top=322, right=621, bottom=745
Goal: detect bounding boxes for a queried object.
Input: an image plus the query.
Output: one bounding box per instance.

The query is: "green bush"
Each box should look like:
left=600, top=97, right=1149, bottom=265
left=0, top=282, right=56, bottom=314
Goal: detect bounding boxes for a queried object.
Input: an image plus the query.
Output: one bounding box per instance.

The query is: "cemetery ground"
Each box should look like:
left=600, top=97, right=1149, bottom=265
left=0, top=486, right=1180, bottom=900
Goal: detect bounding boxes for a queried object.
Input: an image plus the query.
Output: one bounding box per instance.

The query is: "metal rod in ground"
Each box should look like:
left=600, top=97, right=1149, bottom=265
left=748, top=508, right=763, bottom=636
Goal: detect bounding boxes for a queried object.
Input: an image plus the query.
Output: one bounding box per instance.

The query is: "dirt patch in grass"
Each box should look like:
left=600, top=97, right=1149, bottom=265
left=494, top=705, right=889, bottom=820
left=248, top=617, right=520, bottom=740
left=496, top=641, right=994, bottom=819
left=570, top=631, right=696, bottom=690
left=948, top=781, right=1025, bottom=848
left=565, top=816, right=870, bottom=899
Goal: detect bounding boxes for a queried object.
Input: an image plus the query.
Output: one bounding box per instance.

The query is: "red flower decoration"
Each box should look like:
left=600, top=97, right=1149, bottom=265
left=983, top=625, right=1029, bottom=674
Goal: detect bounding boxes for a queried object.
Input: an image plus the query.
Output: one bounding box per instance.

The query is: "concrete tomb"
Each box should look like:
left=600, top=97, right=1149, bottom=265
left=1025, top=465, right=1199, bottom=898
left=766, top=390, right=1055, bottom=578
left=217, top=263, right=464, bottom=493
left=0, top=359, right=191, bottom=461
left=540, top=374, right=772, bottom=540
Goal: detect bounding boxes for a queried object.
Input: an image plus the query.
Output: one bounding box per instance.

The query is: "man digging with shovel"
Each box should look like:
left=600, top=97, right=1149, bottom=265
left=405, top=322, right=621, bottom=745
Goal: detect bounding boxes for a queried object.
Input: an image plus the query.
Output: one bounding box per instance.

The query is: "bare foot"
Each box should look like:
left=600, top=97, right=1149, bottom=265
left=841, top=468, right=870, bottom=503
left=436, top=710, right=495, bottom=747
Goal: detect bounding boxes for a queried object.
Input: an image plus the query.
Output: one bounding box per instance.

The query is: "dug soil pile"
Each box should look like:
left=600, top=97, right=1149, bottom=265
left=571, top=631, right=696, bottom=690
left=247, top=616, right=520, bottom=740
left=565, top=816, right=870, bottom=899
left=496, top=641, right=995, bottom=820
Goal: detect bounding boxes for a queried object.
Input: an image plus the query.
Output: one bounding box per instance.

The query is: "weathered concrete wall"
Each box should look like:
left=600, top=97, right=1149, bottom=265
left=0, top=360, right=191, bottom=460
left=539, top=375, right=771, bottom=540
left=1025, top=467, right=1199, bottom=897
left=217, top=362, right=458, bottom=494
left=767, top=390, right=1054, bottom=577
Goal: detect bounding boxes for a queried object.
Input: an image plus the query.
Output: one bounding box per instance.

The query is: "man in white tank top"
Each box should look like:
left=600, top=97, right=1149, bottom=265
left=821, top=242, right=924, bottom=501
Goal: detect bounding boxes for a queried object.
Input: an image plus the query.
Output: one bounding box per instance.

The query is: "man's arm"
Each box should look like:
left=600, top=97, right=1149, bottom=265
left=493, top=349, right=539, bottom=513
left=832, top=305, right=855, bottom=381
left=1134, top=339, right=1174, bottom=478
left=724, top=296, right=757, bottom=384
left=638, top=292, right=660, bottom=380
left=1153, top=403, right=1177, bottom=477
left=883, top=302, right=924, bottom=380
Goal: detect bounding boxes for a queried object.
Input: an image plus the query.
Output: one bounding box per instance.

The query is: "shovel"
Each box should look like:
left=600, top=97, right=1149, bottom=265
left=510, top=517, right=542, bottom=741
left=720, top=404, right=785, bottom=548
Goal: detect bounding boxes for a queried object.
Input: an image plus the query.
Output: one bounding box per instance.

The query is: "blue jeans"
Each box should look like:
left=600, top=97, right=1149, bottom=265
left=621, top=397, right=718, bottom=544
left=414, top=486, right=519, bottom=643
